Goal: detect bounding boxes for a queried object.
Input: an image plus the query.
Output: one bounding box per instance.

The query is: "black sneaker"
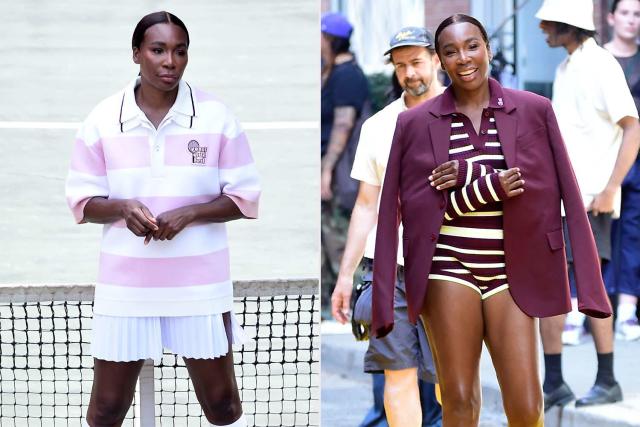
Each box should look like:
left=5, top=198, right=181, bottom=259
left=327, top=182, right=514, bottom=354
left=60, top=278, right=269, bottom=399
left=544, top=382, right=575, bottom=412
left=575, top=383, right=623, bottom=407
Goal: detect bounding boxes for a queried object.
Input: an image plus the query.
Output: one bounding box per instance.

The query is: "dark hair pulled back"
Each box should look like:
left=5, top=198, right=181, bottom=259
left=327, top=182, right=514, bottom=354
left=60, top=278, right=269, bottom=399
left=610, top=0, right=640, bottom=13
left=434, top=13, right=490, bottom=55
left=132, top=11, right=190, bottom=49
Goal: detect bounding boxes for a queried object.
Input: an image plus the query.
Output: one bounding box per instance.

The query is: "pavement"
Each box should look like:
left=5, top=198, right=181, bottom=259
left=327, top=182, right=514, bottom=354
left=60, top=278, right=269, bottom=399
left=322, top=321, right=640, bottom=427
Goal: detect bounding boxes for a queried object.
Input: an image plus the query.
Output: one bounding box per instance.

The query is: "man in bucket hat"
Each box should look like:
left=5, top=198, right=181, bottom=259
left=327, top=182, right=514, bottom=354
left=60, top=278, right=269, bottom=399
left=331, top=26, right=444, bottom=427
left=536, top=0, right=640, bottom=410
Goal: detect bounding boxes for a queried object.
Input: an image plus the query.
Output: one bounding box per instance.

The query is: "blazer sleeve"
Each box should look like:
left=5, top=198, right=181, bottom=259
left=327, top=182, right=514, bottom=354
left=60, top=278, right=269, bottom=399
left=545, top=101, right=612, bottom=318
left=372, top=116, right=404, bottom=338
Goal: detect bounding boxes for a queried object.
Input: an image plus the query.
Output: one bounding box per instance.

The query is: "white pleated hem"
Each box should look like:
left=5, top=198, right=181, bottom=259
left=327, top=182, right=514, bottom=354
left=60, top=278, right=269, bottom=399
left=91, top=311, right=251, bottom=362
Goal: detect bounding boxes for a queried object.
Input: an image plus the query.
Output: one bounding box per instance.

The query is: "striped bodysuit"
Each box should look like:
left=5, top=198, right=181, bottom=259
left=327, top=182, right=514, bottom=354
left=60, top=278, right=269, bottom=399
left=428, top=108, right=510, bottom=299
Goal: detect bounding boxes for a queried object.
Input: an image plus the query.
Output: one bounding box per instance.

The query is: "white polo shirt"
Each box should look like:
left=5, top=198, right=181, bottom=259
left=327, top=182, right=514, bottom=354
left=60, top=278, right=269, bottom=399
left=553, top=38, right=638, bottom=214
left=350, top=94, right=407, bottom=266
left=66, top=78, right=260, bottom=317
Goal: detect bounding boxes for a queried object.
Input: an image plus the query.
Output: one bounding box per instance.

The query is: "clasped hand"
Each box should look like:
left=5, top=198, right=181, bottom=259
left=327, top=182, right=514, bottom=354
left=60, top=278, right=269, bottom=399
left=428, top=160, right=525, bottom=197
left=121, top=200, right=193, bottom=245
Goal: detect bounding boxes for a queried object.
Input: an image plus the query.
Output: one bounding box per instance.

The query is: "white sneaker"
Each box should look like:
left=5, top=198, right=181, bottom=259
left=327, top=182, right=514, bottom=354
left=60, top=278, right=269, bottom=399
left=562, top=324, right=588, bottom=346
left=616, top=319, right=640, bottom=341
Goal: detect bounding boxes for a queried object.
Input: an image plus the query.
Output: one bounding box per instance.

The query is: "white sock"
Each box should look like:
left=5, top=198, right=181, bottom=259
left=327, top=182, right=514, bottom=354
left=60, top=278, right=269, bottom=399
left=566, top=299, right=585, bottom=326
left=209, top=413, right=247, bottom=427
left=617, top=303, right=637, bottom=323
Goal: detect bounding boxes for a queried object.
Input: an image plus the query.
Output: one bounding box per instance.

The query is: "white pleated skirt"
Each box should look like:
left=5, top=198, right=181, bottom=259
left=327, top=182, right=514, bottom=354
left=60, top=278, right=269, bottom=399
left=91, top=312, right=250, bottom=362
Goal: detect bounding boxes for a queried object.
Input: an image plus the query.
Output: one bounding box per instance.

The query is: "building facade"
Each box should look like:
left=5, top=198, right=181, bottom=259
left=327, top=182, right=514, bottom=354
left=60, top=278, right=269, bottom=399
left=322, top=0, right=612, bottom=98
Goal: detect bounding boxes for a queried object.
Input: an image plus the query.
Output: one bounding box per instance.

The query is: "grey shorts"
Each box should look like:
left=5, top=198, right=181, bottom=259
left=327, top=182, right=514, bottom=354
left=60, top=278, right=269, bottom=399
left=563, top=213, right=611, bottom=298
left=563, top=212, right=612, bottom=262
left=361, top=260, right=436, bottom=383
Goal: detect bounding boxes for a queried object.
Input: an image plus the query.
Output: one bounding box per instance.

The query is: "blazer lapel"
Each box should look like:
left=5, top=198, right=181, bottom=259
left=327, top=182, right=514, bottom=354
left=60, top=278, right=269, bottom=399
left=428, top=116, right=452, bottom=168
left=494, top=110, right=517, bottom=168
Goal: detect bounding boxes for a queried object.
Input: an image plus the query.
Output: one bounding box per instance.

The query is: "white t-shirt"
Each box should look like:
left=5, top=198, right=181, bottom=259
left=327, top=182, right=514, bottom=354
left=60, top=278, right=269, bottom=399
left=350, top=94, right=407, bottom=265
left=553, top=38, right=639, bottom=215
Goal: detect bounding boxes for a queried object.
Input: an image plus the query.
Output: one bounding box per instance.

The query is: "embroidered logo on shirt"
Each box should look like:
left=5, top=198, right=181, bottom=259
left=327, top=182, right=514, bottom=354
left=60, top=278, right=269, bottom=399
left=187, top=140, right=207, bottom=165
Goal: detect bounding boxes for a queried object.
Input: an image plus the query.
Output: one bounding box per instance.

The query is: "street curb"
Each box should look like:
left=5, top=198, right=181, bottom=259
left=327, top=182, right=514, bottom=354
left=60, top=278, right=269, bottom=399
left=321, top=335, right=369, bottom=383
left=321, top=328, right=640, bottom=427
left=321, top=332, right=509, bottom=423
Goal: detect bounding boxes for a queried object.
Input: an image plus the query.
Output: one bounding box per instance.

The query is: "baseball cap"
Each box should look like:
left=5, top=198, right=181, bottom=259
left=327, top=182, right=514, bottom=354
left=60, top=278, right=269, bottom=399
left=384, top=26, right=435, bottom=56
left=321, top=12, right=353, bottom=39
left=535, top=0, right=595, bottom=31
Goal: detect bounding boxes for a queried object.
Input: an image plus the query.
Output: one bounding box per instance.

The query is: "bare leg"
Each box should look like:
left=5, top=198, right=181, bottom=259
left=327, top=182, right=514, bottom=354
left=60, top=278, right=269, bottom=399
left=184, top=312, right=243, bottom=425
left=484, top=291, right=543, bottom=426
left=539, top=314, right=565, bottom=354
left=383, top=368, right=421, bottom=427
left=420, top=280, right=484, bottom=427
left=589, top=316, right=614, bottom=353
left=86, top=359, right=145, bottom=427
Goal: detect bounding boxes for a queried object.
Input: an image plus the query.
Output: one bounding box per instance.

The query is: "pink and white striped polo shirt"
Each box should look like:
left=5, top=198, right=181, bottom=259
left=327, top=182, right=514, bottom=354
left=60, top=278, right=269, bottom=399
left=65, top=78, right=260, bottom=317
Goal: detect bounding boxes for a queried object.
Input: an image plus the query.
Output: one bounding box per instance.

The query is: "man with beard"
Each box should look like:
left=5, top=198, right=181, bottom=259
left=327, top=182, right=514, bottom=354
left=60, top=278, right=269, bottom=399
left=331, top=27, right=444, bottom=427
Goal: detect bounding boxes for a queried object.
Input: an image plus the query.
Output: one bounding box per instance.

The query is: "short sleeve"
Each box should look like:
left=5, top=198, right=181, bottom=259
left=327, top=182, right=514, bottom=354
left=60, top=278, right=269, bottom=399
left=350, top=119, right=380, bottom=186
left=65, top=120, right=109, bottom=224
left=218, top=111, right=261, bottom=219
left=600, top=54, right=639, bottom=124
left=331, top=67, right=368, bottom=112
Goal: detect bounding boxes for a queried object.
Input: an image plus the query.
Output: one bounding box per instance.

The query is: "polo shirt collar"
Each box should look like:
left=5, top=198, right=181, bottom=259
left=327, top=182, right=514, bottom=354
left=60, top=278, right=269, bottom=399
left=428, top=77, right=513, bottom=117
left=118, top=77, right=197, bottom=132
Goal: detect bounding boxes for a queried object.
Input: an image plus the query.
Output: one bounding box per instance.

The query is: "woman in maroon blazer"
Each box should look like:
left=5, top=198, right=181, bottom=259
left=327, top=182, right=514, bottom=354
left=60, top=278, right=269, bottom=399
left=372, top=14, right=612, bottom=426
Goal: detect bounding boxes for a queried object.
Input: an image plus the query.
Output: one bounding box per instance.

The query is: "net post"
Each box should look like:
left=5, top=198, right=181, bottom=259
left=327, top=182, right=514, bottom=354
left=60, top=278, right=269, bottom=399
left=136, top=359, right=156, bottom=426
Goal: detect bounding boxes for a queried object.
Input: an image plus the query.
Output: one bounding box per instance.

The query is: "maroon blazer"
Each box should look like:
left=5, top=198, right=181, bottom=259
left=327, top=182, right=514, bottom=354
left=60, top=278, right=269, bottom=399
left=372, top=79, right=612, bottom=338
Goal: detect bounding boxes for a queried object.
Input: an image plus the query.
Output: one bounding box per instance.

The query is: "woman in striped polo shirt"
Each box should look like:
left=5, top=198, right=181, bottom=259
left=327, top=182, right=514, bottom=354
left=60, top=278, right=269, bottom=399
left=424, top=16, right=538, bottom=425
left=66, top=11, right=259, bottom=427
left=373, top=13, right=611, bottom=426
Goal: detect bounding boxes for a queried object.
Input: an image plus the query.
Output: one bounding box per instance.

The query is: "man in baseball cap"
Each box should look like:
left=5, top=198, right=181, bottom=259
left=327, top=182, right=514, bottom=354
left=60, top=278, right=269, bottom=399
left=536, top=0, right=640, bottom=411
left=384, top=26, right=434, bottom=55
left=331, top=26, right=443, bottom=427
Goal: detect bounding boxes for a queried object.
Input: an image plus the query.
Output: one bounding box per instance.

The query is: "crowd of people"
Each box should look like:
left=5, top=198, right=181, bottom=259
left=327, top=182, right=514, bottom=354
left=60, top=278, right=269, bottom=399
left=322, top=0, right=640, bottom=425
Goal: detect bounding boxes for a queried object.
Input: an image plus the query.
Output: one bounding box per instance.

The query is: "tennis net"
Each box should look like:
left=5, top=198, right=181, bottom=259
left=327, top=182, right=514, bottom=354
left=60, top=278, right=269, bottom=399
left=0, top=279, right=319, bottom=426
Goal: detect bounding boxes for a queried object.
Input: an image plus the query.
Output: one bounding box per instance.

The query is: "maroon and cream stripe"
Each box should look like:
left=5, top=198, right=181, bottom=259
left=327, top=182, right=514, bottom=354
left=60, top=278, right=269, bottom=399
left=429, top=111, right=509, bottom=298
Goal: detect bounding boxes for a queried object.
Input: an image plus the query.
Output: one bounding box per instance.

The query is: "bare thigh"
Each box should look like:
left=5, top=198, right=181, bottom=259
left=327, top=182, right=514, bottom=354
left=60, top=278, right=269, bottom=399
left=483, top=290, right=543, bottom=425
left=420, top=279, right=484, bottom=424
left=87, top=359, right=145, bottom=426
left=183, top=312, right=243, bottom=425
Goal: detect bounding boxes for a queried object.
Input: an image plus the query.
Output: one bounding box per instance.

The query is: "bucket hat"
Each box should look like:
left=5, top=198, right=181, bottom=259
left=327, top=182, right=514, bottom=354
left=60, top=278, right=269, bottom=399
left=535, top=0, right=595, bottom=31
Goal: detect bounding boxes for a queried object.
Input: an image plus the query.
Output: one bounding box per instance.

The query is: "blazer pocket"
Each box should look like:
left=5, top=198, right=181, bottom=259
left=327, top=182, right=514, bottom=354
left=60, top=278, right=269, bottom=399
left=546, top=229, right=565, bottom=251
left=517, top=126, right=546, bottom=150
